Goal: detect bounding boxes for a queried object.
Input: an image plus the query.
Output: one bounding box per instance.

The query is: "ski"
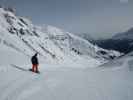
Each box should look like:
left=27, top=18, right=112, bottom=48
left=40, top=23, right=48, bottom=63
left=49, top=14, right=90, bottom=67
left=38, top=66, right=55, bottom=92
left=11, top=64, right=40, bottom=74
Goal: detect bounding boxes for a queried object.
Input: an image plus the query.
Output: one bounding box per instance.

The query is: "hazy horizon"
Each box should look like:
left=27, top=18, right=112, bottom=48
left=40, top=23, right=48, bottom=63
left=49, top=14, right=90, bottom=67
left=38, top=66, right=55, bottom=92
left=1, top=0, right=133, bottom=38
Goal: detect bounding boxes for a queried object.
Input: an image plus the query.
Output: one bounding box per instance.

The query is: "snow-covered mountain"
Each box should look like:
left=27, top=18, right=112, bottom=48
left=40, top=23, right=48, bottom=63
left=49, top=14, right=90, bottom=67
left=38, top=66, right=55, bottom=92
left=73, top=33, right=94, bottom=42
left=0, top=7, right=121, bottom=67
left=0, top=7, right=132, bottom=100
left=112, top=28, right=133, bottom=40
left=91, top=27, right=133, bottom=54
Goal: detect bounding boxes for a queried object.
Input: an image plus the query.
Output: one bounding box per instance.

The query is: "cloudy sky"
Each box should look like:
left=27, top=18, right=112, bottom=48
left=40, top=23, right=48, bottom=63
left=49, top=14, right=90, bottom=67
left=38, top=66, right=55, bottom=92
left=1, top=0, right=133, bottom=38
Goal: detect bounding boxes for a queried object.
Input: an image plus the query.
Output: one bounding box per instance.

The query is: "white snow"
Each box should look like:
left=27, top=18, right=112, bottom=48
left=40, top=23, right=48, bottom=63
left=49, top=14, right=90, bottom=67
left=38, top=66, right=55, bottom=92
left=0, top=54, right=133, bottom=100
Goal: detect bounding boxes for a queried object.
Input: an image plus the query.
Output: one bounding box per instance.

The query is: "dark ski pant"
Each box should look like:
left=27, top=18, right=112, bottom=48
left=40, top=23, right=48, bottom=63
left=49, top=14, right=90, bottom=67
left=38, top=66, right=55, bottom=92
left=32, top=64, right=39, bottom=72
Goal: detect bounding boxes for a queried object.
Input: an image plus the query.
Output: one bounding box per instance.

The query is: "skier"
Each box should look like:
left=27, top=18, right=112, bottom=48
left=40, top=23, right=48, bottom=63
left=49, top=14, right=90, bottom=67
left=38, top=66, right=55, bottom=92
left=31, top=53, right=39, bottom=73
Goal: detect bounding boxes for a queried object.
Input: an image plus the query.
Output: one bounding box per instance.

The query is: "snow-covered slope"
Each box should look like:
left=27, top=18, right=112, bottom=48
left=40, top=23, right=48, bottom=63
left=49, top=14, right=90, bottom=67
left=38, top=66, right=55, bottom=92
left=0, top=7, right=121, bottom=67
left=0, top=50, right=132, bottom=100
left=73, top=33, right=94, bottom=42
left=92, top=27, right=133, bottom=54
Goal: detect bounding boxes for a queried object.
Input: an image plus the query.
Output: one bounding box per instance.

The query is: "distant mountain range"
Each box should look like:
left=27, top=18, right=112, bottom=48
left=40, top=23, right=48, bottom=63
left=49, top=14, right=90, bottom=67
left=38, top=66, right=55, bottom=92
left=77, top=28, right=133, bottom=54
left=112, top=28, right=133, bottom=40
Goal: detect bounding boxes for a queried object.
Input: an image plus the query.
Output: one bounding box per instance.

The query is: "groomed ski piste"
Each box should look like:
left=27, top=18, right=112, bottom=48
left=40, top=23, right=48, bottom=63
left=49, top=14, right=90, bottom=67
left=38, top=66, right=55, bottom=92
left=0, top=45, right=133, bottom=100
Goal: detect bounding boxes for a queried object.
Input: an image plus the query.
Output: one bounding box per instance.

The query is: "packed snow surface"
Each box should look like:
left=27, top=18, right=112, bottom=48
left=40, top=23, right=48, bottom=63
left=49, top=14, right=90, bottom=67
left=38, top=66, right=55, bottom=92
left=0, top=53, right=133, bottom=100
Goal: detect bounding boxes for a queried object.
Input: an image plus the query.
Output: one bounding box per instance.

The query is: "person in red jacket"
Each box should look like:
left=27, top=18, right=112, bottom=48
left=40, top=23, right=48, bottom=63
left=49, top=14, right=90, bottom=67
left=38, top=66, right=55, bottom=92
left=31, top=53, right=39, bottom=73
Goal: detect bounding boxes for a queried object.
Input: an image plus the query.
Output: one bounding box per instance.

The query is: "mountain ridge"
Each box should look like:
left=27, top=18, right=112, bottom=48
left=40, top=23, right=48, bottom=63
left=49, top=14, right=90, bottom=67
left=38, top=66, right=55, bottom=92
left=0, top=7, right=121, bottom=67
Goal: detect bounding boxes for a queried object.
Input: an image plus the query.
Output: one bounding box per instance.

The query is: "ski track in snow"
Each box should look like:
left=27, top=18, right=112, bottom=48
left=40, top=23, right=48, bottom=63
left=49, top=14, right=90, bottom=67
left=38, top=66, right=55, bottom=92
left=0, top=64, right=63, bottom=100
left=0, top=59, right=133, bottom=100
left=0, top=56, right=133, bottom=100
